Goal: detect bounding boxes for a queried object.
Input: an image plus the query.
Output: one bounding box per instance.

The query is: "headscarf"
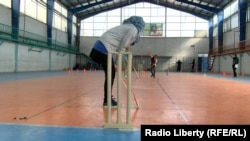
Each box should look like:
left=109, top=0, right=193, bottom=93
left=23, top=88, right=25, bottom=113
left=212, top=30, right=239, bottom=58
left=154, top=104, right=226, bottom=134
left=123, top=16, right=145, bottom=44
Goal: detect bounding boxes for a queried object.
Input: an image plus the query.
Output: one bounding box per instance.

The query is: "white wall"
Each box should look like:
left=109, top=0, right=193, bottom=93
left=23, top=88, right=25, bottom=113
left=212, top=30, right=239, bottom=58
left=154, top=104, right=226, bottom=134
left=240, top=53, right=250, bottom=75
left=247, top=22, right=250, bottom=40
left=80, top=37, right=209, bottom=57
left=213, top=52, right=250, bottom=76
left=80, top=36, right=209, bottom=72
left=0, top=4, right=76, bottom=73
left=18, top=45, right=50, bottom=71
left=51, top=52, right=76, bottom=70
left=0, top=41, right=75, bottom=72
left=19, top=16, right=47, bottom=37
left=52, top=29, right=68, bottom=44
left=212, top=23, right=250, bottom=76
left=0, top=5, right=11, bottom=25
left=0, top=42, right=15, bottom=72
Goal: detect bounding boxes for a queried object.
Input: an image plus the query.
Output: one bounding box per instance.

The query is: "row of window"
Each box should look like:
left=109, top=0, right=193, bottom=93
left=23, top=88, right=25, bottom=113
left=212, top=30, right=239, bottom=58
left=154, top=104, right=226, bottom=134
left=82, top=20, right=208, bottom=30
left=81, top=3, right=208, bottom=37
left=81, top=29, right=207, bottom=37
left=83, top=15, right=207, bottom=24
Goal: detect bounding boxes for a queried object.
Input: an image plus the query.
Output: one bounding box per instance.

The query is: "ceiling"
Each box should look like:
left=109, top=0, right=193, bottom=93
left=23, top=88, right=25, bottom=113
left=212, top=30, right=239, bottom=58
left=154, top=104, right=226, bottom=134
left=56, top=0, right=240, bottom=21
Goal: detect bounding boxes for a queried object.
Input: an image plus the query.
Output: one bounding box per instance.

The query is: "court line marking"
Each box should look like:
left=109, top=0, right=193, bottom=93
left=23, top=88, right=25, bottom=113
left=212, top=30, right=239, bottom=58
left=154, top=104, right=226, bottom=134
left=157, top=78, right=190, bottom=125
left=27, top=86, right=102, bottom=120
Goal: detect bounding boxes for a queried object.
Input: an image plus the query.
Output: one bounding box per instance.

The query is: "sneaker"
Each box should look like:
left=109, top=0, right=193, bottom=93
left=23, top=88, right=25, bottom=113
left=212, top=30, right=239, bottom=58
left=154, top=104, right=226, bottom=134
left=103, top=98, right=117, bottom=108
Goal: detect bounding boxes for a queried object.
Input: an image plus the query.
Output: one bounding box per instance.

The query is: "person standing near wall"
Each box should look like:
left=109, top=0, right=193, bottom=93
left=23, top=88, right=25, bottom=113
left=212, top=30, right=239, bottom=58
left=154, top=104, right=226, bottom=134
left=149, top=54, right=158, bottom=78
left=232, top=55, right=239, bottom=77
left=89, top=16, right=145, bottom=107
left=191, top=58, right=195, bottom=72
left=176, top=59, right=182, bottom=72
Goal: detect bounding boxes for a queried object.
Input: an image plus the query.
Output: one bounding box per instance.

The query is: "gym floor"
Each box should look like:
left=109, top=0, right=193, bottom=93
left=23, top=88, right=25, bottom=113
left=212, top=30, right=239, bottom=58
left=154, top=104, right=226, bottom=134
left=0, top=70, right=250, bottom=141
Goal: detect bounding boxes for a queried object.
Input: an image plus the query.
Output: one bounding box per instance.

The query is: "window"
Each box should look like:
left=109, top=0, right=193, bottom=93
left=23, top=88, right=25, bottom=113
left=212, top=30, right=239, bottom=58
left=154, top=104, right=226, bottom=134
left=213, top=15, right=217, bottom=26
left=231, top=14, right=238, bottom=29
left=222, top=0, right=239, bottom=31
left=80, top=2, right=208, bottom=37
left=72, top=16, right=77, bottom=35
left=166, top=8, right=207, bottom=37
left=247, top=6, right=250, bottom=22
left=0, top=0, right=11, bottom=8
left=53, top=1, right=67, bottom=31
left=20, top=0, right=47, bottom=23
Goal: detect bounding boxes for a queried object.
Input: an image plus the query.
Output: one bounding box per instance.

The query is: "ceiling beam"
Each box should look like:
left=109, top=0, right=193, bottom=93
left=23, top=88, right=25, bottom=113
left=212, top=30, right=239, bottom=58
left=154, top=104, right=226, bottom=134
left=57, top=0, right=74, bottom=9
left=70, top=0, right=113, bottom=14
left=217, top=0, right=232, bottom=8
left=140, top=0, right=211, bottom=20
left=77, top=0, right=213, bottom=21
left=175, top=0, right=221, bottom=14
left=77, top=0, right=137, bottom=20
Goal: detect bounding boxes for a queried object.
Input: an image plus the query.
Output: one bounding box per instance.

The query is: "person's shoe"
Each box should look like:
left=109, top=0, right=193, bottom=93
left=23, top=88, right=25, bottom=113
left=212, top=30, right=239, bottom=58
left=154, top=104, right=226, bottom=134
left=103, top=98, right=117, bottom=108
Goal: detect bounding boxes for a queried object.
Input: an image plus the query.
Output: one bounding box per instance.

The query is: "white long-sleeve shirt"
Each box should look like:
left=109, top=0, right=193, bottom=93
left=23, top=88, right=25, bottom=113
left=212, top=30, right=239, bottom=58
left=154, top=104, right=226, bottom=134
left=99, top=24, right=138, bottom=52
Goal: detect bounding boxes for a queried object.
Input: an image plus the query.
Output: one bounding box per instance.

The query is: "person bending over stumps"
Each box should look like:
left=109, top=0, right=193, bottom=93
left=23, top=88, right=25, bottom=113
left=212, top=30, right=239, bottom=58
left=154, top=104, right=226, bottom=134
left=89, top=16, right=145, bottom=107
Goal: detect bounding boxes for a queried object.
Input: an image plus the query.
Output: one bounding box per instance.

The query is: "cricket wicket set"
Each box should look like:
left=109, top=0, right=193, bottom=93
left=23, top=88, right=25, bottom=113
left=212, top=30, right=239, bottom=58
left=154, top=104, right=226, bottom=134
left=103, top=52, right=133, bottom=129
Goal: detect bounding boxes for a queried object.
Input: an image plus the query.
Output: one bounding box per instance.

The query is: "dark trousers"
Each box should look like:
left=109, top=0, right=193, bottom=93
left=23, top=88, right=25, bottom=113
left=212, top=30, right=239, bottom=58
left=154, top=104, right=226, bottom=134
left=150, top=65, right=156, bottom=78
left=191, top=65, right=194, bottom=72
left=90, top=48, right=116, bottom=102
left=177, top=66, right=181, bottom=72
left=232, top=64, right=237, bottom=77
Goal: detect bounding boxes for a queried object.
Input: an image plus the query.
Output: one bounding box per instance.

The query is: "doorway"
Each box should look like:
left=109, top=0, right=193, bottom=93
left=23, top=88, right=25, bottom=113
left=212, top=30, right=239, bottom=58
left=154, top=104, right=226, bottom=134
left=197, top=54, right=208, bottom=72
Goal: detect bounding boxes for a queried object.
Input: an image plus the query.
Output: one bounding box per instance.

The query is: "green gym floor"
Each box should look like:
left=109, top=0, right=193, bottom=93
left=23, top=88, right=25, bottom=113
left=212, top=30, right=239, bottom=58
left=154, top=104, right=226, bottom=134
left=0, top=70, right=250, bottom=141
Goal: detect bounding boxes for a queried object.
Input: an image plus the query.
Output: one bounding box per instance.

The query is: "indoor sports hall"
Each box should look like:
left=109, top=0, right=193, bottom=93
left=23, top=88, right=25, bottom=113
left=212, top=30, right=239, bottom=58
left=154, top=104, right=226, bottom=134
left=1, top=0, right=250, bottom=141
